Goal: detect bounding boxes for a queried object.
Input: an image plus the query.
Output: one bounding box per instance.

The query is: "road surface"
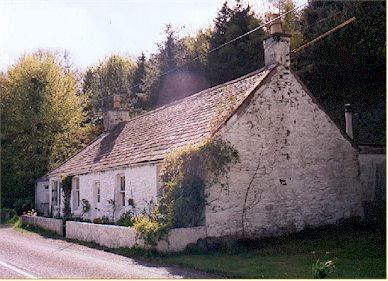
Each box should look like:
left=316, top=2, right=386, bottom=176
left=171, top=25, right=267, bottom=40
left=0, top=225, right=213, bottom=278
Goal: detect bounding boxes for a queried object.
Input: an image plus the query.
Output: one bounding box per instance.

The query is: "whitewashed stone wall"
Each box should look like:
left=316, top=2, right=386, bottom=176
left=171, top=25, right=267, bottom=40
left=66, top=221, right=206, bottom=252
left=157, top=226, right=207, bottom=252
left=68, top=163, right=159, bottom=221
left=21, top=215, right=63, bottom=236
left=35, top=180, right=49, bottom=215
left=205, top=66, right=364, bottom=238
left=66, top=221, right=139, bottom=248
left=359, top=153, right=386, bottom=203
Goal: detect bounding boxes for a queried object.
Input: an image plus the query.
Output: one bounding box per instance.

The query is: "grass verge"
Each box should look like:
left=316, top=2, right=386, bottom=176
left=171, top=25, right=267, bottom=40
left=160, top=223, right=386, bottom=278
left=18, top=221, right=62, bottom=239
left=9, top=218, right=386, bottom=279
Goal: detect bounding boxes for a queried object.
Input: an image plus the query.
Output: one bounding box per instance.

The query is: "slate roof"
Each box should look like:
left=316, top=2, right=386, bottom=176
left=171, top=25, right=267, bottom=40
left=48, top=68, right=271, bottom=177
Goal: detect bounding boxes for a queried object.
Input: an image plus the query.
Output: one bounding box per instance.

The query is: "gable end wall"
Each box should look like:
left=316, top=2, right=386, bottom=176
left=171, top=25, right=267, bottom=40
left=205, top=66, right=364, bottom=238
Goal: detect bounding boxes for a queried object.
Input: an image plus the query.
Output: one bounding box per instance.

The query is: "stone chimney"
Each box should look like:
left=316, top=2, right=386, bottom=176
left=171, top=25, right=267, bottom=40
left=103, top=95, right=130, bottom=131
left=263, top=13, right=291, bottom=68
left=344, top=103, right=353, bottom=139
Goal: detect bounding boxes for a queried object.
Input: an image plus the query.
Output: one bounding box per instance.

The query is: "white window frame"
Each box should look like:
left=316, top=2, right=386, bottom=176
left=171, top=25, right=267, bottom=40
left=118, top=175, right=125, bottom=207
left=95, top=181, right=101, bottom=203
left=73, top=177, right=80, bottom=209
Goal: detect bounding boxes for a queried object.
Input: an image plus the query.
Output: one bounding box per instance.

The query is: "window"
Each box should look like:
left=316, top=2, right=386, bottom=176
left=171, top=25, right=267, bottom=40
left=43, top=185, right=49, bottom=202
left=73, top=177, right=80, bottom=209
left=52, top=181, right=58, bottom=206
left=119, top=175, right=125, bottom=206
left=95, top=181, right=101, bottom=203
left=58, top=181, right=62, bottom=206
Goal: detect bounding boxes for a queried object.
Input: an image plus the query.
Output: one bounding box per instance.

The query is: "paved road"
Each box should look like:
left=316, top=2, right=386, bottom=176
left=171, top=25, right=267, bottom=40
left=0, top=225, right=213, bottom=278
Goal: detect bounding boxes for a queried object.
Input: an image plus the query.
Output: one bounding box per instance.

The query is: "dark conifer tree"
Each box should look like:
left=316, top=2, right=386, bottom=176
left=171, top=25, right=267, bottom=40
left=206, top=1, right=266, bottom=86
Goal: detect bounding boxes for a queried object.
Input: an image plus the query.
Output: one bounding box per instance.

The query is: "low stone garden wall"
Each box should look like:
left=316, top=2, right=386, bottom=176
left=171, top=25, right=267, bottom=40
left=66, top=221, right=140, bottom=248
left=157, top=226, right=207, bottom=252
left=65, top=221, right=207, bottom=252
left=21, top=215, right=63, bottom=236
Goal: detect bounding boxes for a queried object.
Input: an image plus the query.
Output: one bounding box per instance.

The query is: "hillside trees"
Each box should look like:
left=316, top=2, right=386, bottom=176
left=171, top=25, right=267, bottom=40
left=295, top=0, right=386, bottom=143
left=131, top=53, right=147, bottom=109
left=143, top=24, right=184, bottom=107
left=0, top=52, right=93, bottom=212
left=206, top=1, right=266, bottom=86
left=82, top=55, right=137, bottom=117
left=138, top=24, right=209, bottom=107
left=80, top=1, right=269, bottom=112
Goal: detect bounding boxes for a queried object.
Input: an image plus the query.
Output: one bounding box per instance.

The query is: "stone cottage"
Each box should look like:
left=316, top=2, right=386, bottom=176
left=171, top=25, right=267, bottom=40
left=36, top=19, right=367, bottom=239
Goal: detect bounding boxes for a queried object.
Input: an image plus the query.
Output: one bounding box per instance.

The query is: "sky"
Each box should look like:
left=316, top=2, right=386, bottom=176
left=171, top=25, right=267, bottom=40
left=1, top=0, right=307, bottom=72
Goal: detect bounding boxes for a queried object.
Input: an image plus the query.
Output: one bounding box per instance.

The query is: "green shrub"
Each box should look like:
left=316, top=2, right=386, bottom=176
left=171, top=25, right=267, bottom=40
left=93, top=216, right=113, bottom=225
left=1, top=214, right=19, bottom=225
left=133, top=137, right=239, bottom=246
left=0, top=207, right=16, bottom=214
left=117, top=211, right=134, bottom=227
left=14, top=216, right=22, bottom=228
left=312, top=259, right=335, bottom=278
left=133, top=216, right=169, bottom=246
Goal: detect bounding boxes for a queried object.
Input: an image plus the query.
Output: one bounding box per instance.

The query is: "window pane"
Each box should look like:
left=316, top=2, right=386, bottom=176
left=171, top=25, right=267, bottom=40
left=120, top=176, right=125, bottom=191
left=121, top=193, right=125, bottom=206
left=96, top=182, right=100, bottom=203
left=52, top=181, right=58, bottom=205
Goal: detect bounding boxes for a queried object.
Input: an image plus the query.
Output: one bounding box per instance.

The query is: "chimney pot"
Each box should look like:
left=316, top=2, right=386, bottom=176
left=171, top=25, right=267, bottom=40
left=269, top=13, right=282, bottom=34
left=113, top=95, right=122, bottom=109
left=103, top=95, right=129, bottom=131
left=263, top=14, right=290, bottom=68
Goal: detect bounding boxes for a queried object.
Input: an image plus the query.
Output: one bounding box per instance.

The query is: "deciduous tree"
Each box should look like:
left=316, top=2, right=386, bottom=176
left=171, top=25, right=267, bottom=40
left=1, top=52, right=92, bottom=212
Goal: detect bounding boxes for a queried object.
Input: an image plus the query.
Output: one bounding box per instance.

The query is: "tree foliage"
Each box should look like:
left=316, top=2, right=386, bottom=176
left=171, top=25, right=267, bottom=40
left=143, top=24, right=190, bottom=107
left=131, top=53, right=148, bottom=109
left=82, top=55, right=137, bottom=116
left=1, top=52, right=92, bottom=212
left=206, top=1, right=266, bottom=86
left=294, top=0, right=386, bottom=143
left=267, top=0, right=304, bottom=48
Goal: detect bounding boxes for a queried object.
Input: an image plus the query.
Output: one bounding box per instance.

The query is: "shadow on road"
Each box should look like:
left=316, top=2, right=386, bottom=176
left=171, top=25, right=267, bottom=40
left=8, top=223, right=217, bottom=278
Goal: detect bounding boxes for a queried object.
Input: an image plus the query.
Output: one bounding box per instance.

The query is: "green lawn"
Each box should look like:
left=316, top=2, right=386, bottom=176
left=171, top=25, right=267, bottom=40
left=159, top=223, right=386, bottom=278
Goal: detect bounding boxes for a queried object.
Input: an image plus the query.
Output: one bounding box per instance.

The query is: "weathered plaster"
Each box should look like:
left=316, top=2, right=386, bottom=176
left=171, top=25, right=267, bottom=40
left=66, top=221, right=206, bottom=252
left=205, top=66, right=364, bottom=238
left=35, top=180, right=49, bottom=215
left=68, top=163, right=158, bottom=221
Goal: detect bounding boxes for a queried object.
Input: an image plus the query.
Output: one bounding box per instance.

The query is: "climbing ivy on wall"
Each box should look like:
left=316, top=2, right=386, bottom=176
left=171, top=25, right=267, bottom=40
left=60, top=174, right=73, bottom=220
left=133, top=137, right=239, bottom=245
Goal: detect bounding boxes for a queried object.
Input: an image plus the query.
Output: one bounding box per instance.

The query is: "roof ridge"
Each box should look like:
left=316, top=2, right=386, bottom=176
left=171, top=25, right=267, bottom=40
left=124, top=67, right=267, bottom=124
